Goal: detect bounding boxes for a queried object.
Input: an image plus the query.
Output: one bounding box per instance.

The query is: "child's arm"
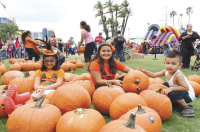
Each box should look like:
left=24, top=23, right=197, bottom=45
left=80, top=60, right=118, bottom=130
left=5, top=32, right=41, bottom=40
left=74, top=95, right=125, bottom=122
left=137, top=67, right=166, bottom=78
left=164, top=73, right=189, bottom=95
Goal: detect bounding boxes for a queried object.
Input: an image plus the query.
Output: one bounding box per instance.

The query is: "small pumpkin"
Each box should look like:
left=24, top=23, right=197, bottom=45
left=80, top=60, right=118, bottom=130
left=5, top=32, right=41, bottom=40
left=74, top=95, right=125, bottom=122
left=21, top=62, right=34, bottom=71
left=73, top=58, right=80, bottom=64
left=76, top=62, right=84, bottom=68
left=1, top=71, right=24, bottom=85
left=60, top=63, right=68, bottom=72
left=6, top=96, right=61, bottom=132
left=122, top=70, right=149, bottom=94
left=67, top=63, right=76, bottom=71
left=19, top=59, right=26, bottom=63
left=33, top=62, right=41, bottom=70
left=0, top=94, right=7, bottom=118
left=92, top=82, right=125, bottom=115
left=147, top=84, right=168, bottom=91
left=56, top=108, right=106, bottom=132
left=65, top=70, right=79, bottom=81
left=149, top=78, right=164, bottom=85
left=109, top=93, right=148, bottom=120
left=139, top=89, right=172, bottom=121
left=187, top=75, right=200, bottom=84
left=10, top=64, right=21, bottom=71
left=120, top=105, right=162, bottom=132
left=0, top=64, right=7, bottom=75
left=79, top=46, right=85, bottom=53
left=72, top=74, right=90, bottom=82
left=189, top=81, right=200, bottom=97
left=0, top=63, right=6, bottom=69
left=9, top=59, right=14, bottom=63
left=100, top=112, right=145, bottom=132
left=51, top=84, right=91, bottom=114
left=11, top=59, right=18, bottom=64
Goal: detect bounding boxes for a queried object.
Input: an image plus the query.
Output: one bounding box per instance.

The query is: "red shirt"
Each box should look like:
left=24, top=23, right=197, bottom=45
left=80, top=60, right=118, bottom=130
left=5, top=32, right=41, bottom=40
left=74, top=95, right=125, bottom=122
left=15, top=40, right=20, bottom=48
left=65, top=43, right=70, bottom=49
left=95, top=36, right=104, bottom=44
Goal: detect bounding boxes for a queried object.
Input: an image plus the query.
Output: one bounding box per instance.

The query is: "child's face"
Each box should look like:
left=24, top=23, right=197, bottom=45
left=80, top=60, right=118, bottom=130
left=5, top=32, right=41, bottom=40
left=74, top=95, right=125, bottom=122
left=44, top=56, right=56, bottom=69
left=100, top=46, right=112, bottom=60
left=164, top=57, right=183, bottom=73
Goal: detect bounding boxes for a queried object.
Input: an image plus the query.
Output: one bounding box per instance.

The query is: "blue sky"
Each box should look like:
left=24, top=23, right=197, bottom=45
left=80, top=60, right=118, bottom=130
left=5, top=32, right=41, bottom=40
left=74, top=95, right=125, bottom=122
left=0, top=0, right=199, bottom=43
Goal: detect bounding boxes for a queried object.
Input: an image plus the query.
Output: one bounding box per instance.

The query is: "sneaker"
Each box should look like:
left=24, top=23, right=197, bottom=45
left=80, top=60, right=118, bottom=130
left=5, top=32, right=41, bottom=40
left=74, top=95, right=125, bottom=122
left=181, top=106, right=195, bottom=117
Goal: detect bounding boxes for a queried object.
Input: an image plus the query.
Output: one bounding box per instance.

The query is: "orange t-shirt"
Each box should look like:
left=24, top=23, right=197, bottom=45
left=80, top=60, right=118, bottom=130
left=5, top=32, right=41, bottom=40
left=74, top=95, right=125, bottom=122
left=35, top=69, right=65, bottom=86
left=25, top=36, right=34, bottom=48
left=89, top=59, right=126, bottom=85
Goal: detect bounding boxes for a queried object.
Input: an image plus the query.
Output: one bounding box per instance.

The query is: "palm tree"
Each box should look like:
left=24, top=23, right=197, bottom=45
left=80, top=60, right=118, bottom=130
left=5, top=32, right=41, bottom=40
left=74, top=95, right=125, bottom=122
left=0, top=23, right=19, bottom=37
left=123, top=8, right=133, bottom=35
left=170, top=11, right=177, bottom=26
left=94, top=1, right=108, bottom=37
left=186, top=7, right=193, bottom=24
left=113, top=4, right=120, bottom=34
left=0, top=0, right=6, bottom=8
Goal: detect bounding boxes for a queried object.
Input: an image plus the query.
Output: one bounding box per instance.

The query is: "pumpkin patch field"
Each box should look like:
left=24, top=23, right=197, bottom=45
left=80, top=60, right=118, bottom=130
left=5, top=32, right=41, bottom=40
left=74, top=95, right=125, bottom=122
left=0, top=55, right=200, bottom=132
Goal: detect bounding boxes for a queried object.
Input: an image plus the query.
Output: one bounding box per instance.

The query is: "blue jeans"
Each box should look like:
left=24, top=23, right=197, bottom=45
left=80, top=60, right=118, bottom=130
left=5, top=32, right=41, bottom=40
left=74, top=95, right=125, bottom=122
left=163, top=81, right=192, bottom=103
left=163, top=48, right=168, bottom=56
left=115, top=49, right=124, bottom=62
left=181, top=48, right=194, bottom=68
left=24, top=47, right=29, bottom=59
left=143, top=48, right=147, bottom=54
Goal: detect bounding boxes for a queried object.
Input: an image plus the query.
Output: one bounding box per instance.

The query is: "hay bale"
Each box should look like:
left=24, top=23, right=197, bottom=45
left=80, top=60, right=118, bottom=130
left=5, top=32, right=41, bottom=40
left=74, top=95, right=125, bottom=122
left=131, top=53, right=144, bottom=59
left=129, top=49, right=138, bottom=54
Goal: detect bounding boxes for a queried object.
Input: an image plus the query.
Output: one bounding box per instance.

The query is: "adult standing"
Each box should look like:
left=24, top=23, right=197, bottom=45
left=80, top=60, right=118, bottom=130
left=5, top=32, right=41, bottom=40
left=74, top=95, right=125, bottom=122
left=49, top=32, right=58, bottom=48
left=71, top=42, right=75, bottom=55
left=105, top=36, right=112, bottom=43
left=65, top=43, right=70, bottom=58
left=58, top=40, right=63, bottom=52
left=7, top=37, right=14, bottom=58
left=112, top=30, right=126, bottom=62
left=179, top=24, right=200, bottom=69
left=21, top=31, right=40, bottom=61
left=77, top=21, right=96, bottom=71
left=0, top=38, right=3, bottom=50
left=95, top=32, right=104, bottom=49
left=15, top=38, right=21, bottom=58
left=142, top=42, right=147, bottom=55
left=162, top=42, right=169, bottom=56
left=170, top=41, right=175, bottom=49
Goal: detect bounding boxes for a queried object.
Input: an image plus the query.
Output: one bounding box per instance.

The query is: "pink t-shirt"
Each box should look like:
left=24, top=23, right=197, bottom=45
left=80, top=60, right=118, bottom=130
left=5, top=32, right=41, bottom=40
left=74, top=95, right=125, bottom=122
left=82, top=29, right=94, bottom=44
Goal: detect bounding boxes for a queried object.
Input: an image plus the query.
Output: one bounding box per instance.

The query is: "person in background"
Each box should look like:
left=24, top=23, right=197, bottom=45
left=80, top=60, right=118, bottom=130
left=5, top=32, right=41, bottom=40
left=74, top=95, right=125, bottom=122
left=71, top=42, right=75, bottom=55
left=0, top=46, right=7, bottom=63
left=49, top=32, right=58, bottom=48
left=179, top=24, right=200, bottom=69
left=0, top=38, right=3, bottom=50
left=106, top=36, right=112, bottom=43
left=95, top=32, right=104, bottom=49
left=15, top=38, right=21, bottom=58
left=65, top=43, right=70, bottom=58
left=7, top=45, right=13, bottom=59
left=163, top=41, right=170, bottom=56
left=58, top=40, right=63, bottom=52
left=142, top=41, right=147, bottom=55
left=123, top=42, right=126, bottom=62
left=170, top=41, right=175, bottom=49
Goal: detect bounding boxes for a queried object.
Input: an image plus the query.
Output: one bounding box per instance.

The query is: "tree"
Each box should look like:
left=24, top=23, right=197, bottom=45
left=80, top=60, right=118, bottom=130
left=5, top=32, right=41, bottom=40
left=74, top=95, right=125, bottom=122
left=113, top=4, right=120, bottom=34
left=68, top=37, right=74, bottom=44
left=186, top=7, right=193, bottom=24
left=0, top=23, right=19, bottom=38
left=94, top=1, right=108, bottom=37
left=0, top=30, right=8, bottom=42
left=0, top=0, right=6, bottom=8
left=170, top=10, right=177, bottom=26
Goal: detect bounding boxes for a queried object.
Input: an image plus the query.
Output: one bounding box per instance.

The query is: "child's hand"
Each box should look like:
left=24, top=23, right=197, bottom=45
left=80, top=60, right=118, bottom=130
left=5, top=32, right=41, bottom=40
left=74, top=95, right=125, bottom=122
left=137, top=67, right=147, bottom=73
left=36, top=86, right=46, bottom=90
left=163, top=88, right=172, bottom=95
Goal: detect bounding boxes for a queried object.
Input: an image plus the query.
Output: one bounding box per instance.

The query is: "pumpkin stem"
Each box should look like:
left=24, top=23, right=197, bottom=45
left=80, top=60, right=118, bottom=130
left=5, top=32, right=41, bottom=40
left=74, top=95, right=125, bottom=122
left=136, top=104, right=146, bottom=114
left=157, top=88, right=163, bottom=94
left=106, top=82, right=113, bottom=88
left=136, top=88, right=142, bottom=92
left=3, top=85, right=8, bottom=91
left=24, top=71, right=30, bottom=78
left=124, top=112, right=136, bottom=129
left=134, top=79, right=140, bottom=84
left=32, top=96, right=46, bottom=109
left=75, top=108, right=85, bottom=114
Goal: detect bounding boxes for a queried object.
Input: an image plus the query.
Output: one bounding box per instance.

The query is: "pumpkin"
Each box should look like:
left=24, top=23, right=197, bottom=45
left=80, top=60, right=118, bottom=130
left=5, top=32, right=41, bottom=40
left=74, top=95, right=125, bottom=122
left=73, top=58, right=80, bottom=64
left=65, top=60, right=73, bottom=63
left=12, top=59, right=18, bottom=64
left=56, top=108, right=106, bottom=132
left=10, top=64, right=21, bottom=71
left=21, top=62, right=34, bottom=71
left=76, top=62, right=84, bottom=68
left=0, top=94, right=7, bottom=118
left=189, top=81, right=200, bottom=97
left=33, top=62, right=41, bottom=70
left=149, top=78, right=164, bottom=85
left=51, top=84, right=91, bottom=114
left=120, top=105, right=162, bottom=132
left=109, top=93, right=148, bottom=120
left=81, top=73, right=90, bottom=77
left=73, top=80, right=95, bottom=97
left=67, top=63, right=76, bottom=71
left=100, top=112, right=145, bottom=132
left=0, top=64, right=7, bottom=75
left=19, top=59, right=26, bottom=63
left=45, top=91, right=55, bottom=101
left=25, top=98, right=50, bottom=104
left=114, top=73, right=120, bottom=79
left=65, top=72, right=79, bottom=81
left=122, top=70, right=149, bottom=94
left=1, top=71, right=24, bottom=85
left=6, top=96, right=61, bottom=132
left=120, top=73, right=126, bottom=77
left=28, top=71, right=36, bottom=78
left=187, top=75, right=200, bottom=84
left=9, top=72, right=34, bottom=94
left=72, top=74, right=90, bottom=82
left=37, top=59, right=43, bottom=66
left=79, top=46, right=85, bottom=53
left=14, top=61, right=23, bottom=65
left=9, top=59, right=14, bottom=63
left=139, top=89, right=172, bottom=121
left=0, top=63, right=7, bottom=69
left=147, top=84, right=168, bottom=91
left=0, top=71, right=1, bottom=77
left=93, top=82, right=125, bottom=115
left=60, top=63, right=68, bottom=72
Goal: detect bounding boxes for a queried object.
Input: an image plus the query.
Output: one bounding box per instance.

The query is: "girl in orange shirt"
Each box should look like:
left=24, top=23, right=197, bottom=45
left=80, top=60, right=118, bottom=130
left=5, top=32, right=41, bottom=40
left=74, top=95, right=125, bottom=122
left=89, top=43, right=133, bottom=89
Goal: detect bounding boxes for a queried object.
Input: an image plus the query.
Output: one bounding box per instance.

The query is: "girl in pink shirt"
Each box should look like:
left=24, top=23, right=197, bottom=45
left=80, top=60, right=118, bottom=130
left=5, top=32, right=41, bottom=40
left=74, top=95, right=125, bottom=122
left=78, top=21, right=96, bottom=71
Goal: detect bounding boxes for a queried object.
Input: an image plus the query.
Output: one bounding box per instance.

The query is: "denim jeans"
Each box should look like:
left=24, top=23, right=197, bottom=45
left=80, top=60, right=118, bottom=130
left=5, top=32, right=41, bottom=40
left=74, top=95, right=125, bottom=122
left=181, top=48, right=194, bottom=68
left=163, top=48, right=168, bottom=56
left=24, top=47, right=29, bottom=59
left=115, top=49, right=124, bottom=62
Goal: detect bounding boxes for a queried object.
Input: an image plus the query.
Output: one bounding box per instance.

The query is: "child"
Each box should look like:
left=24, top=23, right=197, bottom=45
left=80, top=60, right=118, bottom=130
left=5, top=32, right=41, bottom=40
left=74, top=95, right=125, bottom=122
left=89, top=42, right=132, bottom=89
left=0, top=46, right=7, bottom=63
left=137, top=51, right=196, bottom=117
left=7, top=45, right=13, bottom=58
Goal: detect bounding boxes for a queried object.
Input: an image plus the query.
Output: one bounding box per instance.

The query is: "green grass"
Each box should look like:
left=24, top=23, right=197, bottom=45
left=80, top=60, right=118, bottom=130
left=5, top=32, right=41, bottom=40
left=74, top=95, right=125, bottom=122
left=0, top=54, right=200, bottom=132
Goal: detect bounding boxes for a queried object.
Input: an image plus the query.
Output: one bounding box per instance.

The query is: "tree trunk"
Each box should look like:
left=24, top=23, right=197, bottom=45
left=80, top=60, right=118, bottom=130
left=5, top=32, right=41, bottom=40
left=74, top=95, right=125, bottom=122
left=115, top=11, right=118, bottom=35
left=173, top=16, right=174, bottom=26
left=188, top=14, right=190, bottom=24
left=100, top=11, right=108, bottom=37
left=122, top=15, right=129, bottom=36
left=111, top=10, right=114, bottom=37
left=121, top=17, right=125, bottom=34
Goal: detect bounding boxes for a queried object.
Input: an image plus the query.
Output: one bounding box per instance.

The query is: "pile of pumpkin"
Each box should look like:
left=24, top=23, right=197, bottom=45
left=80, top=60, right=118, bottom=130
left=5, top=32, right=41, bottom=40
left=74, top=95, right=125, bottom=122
left=5, top=58, right=85, bottom=72
left=1, top=69, right=200, bottom=132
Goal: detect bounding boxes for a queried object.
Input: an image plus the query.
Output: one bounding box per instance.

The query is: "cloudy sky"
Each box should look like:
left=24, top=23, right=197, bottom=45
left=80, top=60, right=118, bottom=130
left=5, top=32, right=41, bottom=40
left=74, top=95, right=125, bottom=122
left=0, top=0, right=199, bottom=43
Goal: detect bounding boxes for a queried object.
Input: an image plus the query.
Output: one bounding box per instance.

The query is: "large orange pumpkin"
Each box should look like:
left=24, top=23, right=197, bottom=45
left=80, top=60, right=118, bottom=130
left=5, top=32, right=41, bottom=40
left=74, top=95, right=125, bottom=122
left=92, top=82, right=125, bottom=115
left=0, top=64, right=7, bottom=75
left=9, top=59, right=14, bottom=63
left=100, top=112, right=145, bottom=132
left=122, top=70, right=149, bottom=94
left=51, top=84, right=91, bottom=114
left=0, top=63, right=6, bottom=69
left=67, top=63, right=76, bottom=71
left=19, top=59, right=26, bottom=63
left=1, top=71, right=24, bottom=85
left=72, top=58, right=80, bottom=64
left=109, top=93, right=148, bottom=120
left=6, top=96, right=61, bottom=132
left=9, top=64, right=21, bottom=71
left=139, top=89, right=172, bottom=121
left=187, top=75, right=200, bottom=84
left=14, top=61, right=23, bottom=65
left=56, top=108, right=106, bottom=132
left=73, top=80, right=95, bottom=97
left=72, top=74, right=90, bottom=82
left=33, top=62, right=41, bottom=70
left=0, top=94, right=7, bottom=118
left=45, top=91, right=55, bottom=101
left=79, top=46, right=85, bottom=53
left=120, top=105, right=162, bottom=132
left=60, top=63, right=68, bottom=72
left=189, top=81, right=200, bottom=97
left=65, top=72, right=79, bottom=81
left=21, top=62, right=34, bottom=71
left=76, top=62, right=84, bottom=68
left=149, top=77, right=164, bottom=85
left=147, top=84, right=168, bottom=91
left=9, top=72, right=34, bottom=94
